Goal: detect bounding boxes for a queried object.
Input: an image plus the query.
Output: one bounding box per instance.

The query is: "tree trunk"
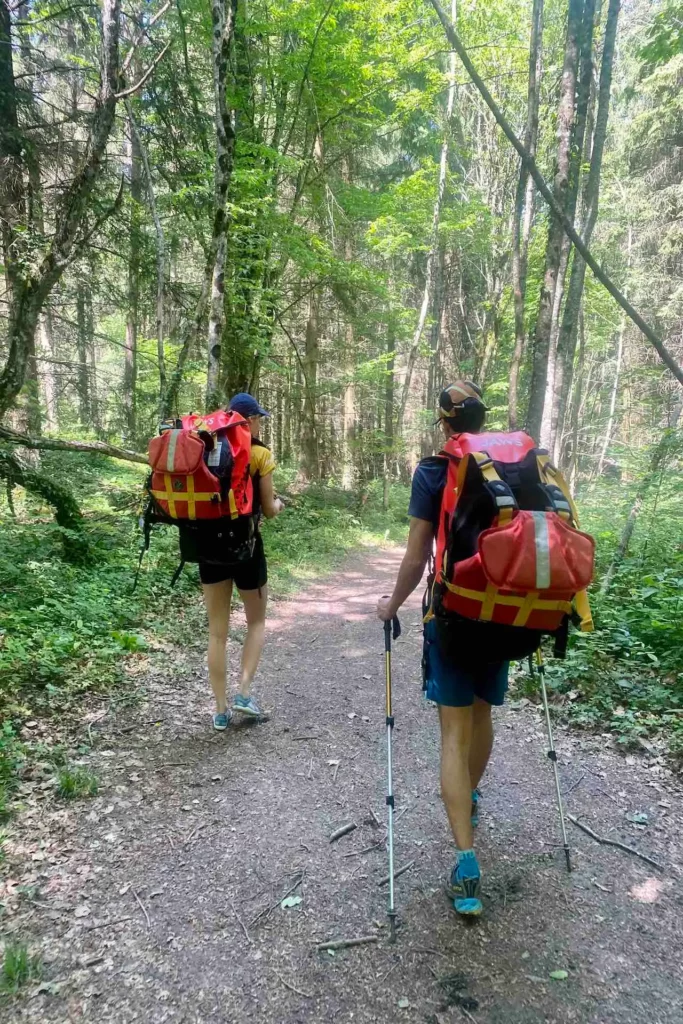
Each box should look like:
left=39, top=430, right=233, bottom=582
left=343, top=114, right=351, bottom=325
left=206, top=0, right=239, bottom=408
left=126, top=98, right=167, bottom=415
left=600, top=431, right=673, bottom=595
left=525, top=0, right=583, bottom=441
left=76, top=283, right=93, bottom=427
left=300, top=295, right=319, bottom=482
left=395, top=0, right=457, bottom=444
left=597, top=221, right=630, bottom=477
left=568, top=307, right=587, bottom=490
left=509, top=0, right=544, bottom=430
left=40, top=312, right=58, bottom=431
left=553, top=0, right=621, bottom=463
left=123, top=117, right=141, bottom=441
left=541, top=0, right=598, bottom=449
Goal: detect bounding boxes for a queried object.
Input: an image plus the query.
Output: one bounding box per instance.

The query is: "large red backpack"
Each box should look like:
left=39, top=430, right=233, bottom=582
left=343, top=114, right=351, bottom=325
left=429, top=431, right=595, bottom=662
left=142, top=409, right=255, bottom=579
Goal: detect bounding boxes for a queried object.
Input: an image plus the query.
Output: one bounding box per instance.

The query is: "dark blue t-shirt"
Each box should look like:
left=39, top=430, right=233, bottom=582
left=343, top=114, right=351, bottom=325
left=408, top=456, right=447, bottom=532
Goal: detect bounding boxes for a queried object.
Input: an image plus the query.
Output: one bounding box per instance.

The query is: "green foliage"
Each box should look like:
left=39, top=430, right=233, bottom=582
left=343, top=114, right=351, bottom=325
left=545, top=477, right=683, bottom=756
left=56, top=765, right=99, bottom=799
left=0, top=941, right=42, bottom=995
left=0, top=723, right=23, bottom=822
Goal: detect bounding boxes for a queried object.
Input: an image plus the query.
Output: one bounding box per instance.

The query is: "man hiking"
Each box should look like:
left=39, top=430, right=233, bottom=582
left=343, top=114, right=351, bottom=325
left=377, top=381, right=505, bottom=918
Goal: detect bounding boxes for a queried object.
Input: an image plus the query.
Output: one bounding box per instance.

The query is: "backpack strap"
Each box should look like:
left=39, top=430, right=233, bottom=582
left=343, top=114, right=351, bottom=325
left=467, top=451, right=517, bottom=525
left=537, top=456, right=594, bottom=633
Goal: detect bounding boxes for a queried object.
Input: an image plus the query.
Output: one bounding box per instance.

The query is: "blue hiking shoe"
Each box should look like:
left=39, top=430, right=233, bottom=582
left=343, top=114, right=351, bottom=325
left=232, top=694, right=267, bottom=719
left=212, top=710, right=233, bottom=731
left=471, top=789, right=481, bottom=828
left=447, top=850, right=483, bottom=917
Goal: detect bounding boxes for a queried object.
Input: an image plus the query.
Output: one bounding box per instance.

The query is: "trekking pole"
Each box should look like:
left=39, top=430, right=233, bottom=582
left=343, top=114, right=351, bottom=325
left=383, top=613, right=402, bottom=941
left=533, top=648, right=572, bottom=873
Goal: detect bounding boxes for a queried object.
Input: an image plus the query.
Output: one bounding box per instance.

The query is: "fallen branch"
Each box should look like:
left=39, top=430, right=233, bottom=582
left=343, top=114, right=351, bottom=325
left=84, top=916, right=133, bottom=931
left=250, top=871, right=305, bottom=928
left=132, top=890, right=151, bottom=929
left=568, top=815, right=663, bottom=870
left=330, top=822, right=356, bottom=843
left=231, top=901, right=252, bottom=944
left=0, top=424, right=147, bottom=464
left=272, top=969, right=313, bottom=998
left=316, top=935, right=379, bottom=952
left=378, top=859, right=416, bottom=887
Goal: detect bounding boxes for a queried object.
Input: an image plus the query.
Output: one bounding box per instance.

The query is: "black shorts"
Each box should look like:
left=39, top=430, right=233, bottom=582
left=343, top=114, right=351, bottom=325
left=198, top=532, right=267, bottom=590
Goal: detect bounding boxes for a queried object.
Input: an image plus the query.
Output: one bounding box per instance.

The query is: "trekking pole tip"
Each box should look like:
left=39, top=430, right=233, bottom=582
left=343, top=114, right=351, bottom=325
left=388, top=910, right=397, bottom=943
left=564, top=846, right=572, bottom=873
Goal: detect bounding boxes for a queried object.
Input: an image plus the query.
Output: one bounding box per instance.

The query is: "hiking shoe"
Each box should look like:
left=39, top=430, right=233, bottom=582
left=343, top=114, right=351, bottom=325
left=212, top=710, right=233, bottom=731
left=471, top=789, right=481, bottom=828
left=232, top=694, right=266, bottom=719
left=447, top=851, right=483, bottom=917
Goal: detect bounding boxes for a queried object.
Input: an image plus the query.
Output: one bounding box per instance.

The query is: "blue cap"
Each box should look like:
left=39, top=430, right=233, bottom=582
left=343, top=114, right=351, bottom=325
left=229, top=393, right=270, bottom=418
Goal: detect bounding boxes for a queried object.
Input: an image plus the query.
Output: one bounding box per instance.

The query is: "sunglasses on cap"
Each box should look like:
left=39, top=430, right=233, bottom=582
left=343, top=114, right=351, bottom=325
left=437, top=381, right=488, bottom=419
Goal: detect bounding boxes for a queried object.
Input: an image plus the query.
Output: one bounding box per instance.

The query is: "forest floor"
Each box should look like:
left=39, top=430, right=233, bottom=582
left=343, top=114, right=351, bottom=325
left=2, top=546, right=683, bottom=1024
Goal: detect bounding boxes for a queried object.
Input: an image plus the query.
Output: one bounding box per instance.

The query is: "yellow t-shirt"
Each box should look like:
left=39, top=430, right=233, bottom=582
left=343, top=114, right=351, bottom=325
left=249, top=442, right=276, bottom=479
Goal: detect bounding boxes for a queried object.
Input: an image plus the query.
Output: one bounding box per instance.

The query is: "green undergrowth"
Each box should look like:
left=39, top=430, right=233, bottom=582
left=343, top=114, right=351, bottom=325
left=542, top=477, right=683, bottom=759
left=0, top=451, right=409, bottom=812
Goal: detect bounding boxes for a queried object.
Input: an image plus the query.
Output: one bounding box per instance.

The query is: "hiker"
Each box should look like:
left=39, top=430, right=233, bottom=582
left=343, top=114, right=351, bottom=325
left=376, top=381, right=503, bottom=918
left=201, top=393, right=284, bottom=730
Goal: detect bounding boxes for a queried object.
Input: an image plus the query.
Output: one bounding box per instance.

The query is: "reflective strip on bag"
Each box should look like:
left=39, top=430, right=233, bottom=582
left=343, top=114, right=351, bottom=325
left=166, top=429, right=181, bottom=472
left=532, top=512, right=551, bottom=589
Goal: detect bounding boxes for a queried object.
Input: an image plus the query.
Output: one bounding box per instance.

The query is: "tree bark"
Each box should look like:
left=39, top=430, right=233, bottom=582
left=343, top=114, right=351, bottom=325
left=123, top=114, right=142, bottom=442
left=525, top=0, right=584, bottom=442
left=126, top=98, right=167, bottom=415
left=300, top=294, right=320, bottom=482
left=0, top=423, right=147, bottom=463
left=206, top=0, right=239, bottom=408
left=540, top=0, right=598, bottom=448
left=509, top=0, right=544, bottom=430
left=76, top=283, right=94, bottom=427
left=0, top=0, right=124, bottom=420
left=395, top=0, right=458, bottom=444
left=597, top=220, right=630, bottom=477
left=553, top=0, right=621, bottom=463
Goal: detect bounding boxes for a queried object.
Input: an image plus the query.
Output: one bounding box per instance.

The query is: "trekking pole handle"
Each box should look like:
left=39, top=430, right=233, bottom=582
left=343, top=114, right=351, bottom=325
left=383, top=614, right=401, bottom=650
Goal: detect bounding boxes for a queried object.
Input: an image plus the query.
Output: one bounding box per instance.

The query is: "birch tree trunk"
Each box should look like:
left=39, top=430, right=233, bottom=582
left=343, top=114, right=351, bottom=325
left=525, top=0, right=583, bottom=442
left=76, top=284, right=93, bottom=427
left=509, top=0, right=544, bottom=430
left=553, top=0, right=621, bottom=464
left=597, top=221, right=631, bottom=477
left=395, top=0, right=457, bottom=443
left=300, top=294, right=320, bottom=483
left=206, top=0, right=239, bottom=408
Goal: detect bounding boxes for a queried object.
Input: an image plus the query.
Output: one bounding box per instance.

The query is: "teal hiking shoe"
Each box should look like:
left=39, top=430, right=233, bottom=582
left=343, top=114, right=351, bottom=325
left=232, top=694, right=267, bottom=719
left=212, top=710, right=233, bottom=731
left=447, top=850, right=483, bottom=917
left=471, top=789, right=481, bottom=828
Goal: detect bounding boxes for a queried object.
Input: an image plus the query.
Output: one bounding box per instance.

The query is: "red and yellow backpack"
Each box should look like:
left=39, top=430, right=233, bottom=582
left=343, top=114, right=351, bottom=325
left=140, top=409, right=255, bottom=581
left=428, top=431, right=595, bottom=661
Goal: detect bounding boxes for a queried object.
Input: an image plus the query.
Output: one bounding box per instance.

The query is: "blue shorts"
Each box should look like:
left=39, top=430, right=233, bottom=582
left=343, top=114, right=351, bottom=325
left=422, top=618, right=509, bottom=707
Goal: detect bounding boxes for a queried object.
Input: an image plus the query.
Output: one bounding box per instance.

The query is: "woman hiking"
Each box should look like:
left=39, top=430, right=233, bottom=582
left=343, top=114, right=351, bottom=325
left=201, top=393, right=284, bottom=730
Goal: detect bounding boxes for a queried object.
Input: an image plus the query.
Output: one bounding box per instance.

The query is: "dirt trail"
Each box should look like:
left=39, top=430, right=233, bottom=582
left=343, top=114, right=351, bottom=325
left=3, top=546, right=683, bottom=1024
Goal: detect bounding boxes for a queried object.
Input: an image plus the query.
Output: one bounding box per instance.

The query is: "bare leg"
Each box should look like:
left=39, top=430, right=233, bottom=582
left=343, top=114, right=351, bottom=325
left=469, top=697, right=494, bottom=790
left=202, top=579, right=233, bottom=713
left=439, top=704, right=474, bottom=850
left=237, top=585, right=267, bottom=696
